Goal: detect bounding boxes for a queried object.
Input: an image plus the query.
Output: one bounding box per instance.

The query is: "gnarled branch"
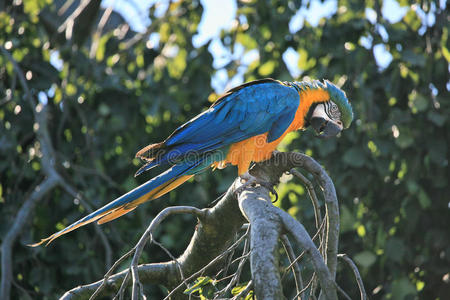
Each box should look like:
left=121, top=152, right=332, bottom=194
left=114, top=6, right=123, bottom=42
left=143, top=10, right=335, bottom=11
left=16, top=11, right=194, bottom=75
left=61, top=151, right=358, bottom=299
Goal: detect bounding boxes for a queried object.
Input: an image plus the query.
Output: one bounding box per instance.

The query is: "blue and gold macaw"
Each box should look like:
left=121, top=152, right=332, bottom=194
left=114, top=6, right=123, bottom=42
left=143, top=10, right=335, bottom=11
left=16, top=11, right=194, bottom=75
left=32, top=78, right=353, bottom=246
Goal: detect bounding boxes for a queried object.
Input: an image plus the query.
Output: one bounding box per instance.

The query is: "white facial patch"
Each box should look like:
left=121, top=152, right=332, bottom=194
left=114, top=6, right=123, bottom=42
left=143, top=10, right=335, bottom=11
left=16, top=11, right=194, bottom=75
left=312, top=104, right=330, bottom=120
left=312, top=103, right=343, bottom=129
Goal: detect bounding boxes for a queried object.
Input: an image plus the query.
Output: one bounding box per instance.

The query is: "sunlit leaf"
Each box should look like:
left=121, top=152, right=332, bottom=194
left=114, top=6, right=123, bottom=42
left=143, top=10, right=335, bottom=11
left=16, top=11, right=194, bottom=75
left=184, top=276, right=213, bottom=294
left=258, top=60, right=276, bottom=76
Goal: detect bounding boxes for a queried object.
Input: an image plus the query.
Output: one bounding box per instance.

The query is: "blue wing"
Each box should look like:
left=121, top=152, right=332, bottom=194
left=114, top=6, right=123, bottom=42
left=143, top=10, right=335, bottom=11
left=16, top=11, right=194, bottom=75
left=136, top=79, right=299, bottom=174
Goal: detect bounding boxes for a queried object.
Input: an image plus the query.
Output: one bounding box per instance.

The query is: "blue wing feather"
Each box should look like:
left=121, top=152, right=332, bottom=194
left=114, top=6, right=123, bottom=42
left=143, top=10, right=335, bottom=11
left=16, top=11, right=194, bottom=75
left=139, top=81, right=299, bottom=174
left=267, top=110, right=297, bottom=143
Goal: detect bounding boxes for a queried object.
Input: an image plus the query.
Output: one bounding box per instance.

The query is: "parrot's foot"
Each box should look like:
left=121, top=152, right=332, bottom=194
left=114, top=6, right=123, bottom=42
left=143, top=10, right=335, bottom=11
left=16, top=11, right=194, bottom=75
left=235, top=172, right=278, bottom=202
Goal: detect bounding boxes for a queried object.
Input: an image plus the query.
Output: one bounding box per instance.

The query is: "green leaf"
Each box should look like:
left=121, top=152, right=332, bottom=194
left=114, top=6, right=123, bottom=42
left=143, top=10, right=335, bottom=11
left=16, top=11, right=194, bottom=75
left=354, top=251, right=376, bottom=268
left=340, top=205, right=356, bottom=233
left=168, top=49, right=187, bottom=79
left=231, top=282, right=249, bottom=295
left=342, top=147, right=366, bottom=168
left=385, top=238, right=405, bottom=263
left=408, top=91, right=428, bottom=112
left=442, top=46, right=450, bottom=62
left=395, top=129, right=414, bottom=149
left=258, top=60, right=276, bottom=76
left=96, top=33, right=112, bottom=62
left=402, top=49, right=425, bottom=67
left=417, top=188, right=431, bottom=209
left=245, top=291, right=254, bottom=300
left=297, top=48, right=316, bottom=70
left=159, top=23, right=171, bottom=43
left=427, top=111, right=446, bottom=127
left=236, top=33, right=257, bottom=50
left=184, top=276, right=213, bottom=294
left=392, top=277, right=417, bottom=299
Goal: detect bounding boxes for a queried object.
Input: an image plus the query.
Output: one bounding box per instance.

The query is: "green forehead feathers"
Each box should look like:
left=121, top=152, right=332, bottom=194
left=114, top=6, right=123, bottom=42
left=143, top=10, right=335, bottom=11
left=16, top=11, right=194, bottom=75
left=291, top=80, right=354, bottom=128
left=323, top=80, right=353, bottom=128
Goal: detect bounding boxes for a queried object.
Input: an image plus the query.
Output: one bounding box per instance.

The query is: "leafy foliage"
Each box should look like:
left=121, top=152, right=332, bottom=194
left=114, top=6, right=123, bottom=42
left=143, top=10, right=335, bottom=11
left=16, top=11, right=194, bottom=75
left=184, top=276, right=216, bottom=299
left=0, top=0, right=448, bottom=299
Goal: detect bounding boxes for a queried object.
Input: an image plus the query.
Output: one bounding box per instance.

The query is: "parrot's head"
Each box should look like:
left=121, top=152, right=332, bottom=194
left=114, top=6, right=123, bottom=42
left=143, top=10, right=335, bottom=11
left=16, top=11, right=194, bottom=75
left=308, top=80, right=353, bottom=138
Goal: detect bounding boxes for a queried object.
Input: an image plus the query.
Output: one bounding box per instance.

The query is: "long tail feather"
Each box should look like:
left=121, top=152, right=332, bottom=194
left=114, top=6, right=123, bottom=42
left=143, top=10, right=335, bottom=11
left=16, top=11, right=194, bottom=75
left=30, top=162, right=200, bottom=247
left=97, top=206, right=137, bottom=225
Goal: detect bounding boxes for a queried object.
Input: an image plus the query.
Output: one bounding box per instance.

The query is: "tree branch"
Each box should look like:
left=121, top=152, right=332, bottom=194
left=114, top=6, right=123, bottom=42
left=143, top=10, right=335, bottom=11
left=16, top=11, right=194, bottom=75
left=131, top=206, right=204, bottom=300
left=338, top=254, right=368, bottom=300
left=1, top=174, right=60, bottom=300
left=60, top=151, right=358, bottom=299
left=281, top=235, right=303, bottom=299
left=237, top=185, right=338, bottom=300
left=0, top=46, right=112, bottom=299
left=237, top=187, right=284, bottom=299
left=62, top=187, right=247, bottom=299
left=0, top=46, right=63, bottom=300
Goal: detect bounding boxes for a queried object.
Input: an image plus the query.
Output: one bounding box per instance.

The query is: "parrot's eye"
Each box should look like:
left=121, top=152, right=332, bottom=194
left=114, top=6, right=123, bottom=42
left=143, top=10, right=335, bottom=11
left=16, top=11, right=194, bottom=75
left=324, top=101, right=341, bottom=121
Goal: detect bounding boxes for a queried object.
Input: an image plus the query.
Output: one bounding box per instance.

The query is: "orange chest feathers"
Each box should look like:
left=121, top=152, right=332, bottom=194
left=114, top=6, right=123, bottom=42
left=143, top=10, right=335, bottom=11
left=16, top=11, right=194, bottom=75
left=216, top=88, right=330, bottom=175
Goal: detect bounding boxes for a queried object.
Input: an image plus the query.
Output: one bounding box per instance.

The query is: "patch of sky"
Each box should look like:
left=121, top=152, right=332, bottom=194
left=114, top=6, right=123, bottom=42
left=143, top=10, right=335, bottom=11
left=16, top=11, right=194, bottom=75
left=211, top=44, right=259, bottom=91
left=38, top=91, right=48, bottom=105
left=50, top=51, right=63, bottom=71
left=373, top=44, right=393, bottom=70
left=365, top=8, right=377, bottom=24
left=211, top=69, right=228, bottom=92
left=283, top=48, right=301, bottom=79
left=208, top=39, right=233, bottom=69
left=412, top=2, right=437, bottom=35
left=146, top=33, right=160, bottom=49
left=376, top=24, right=389, bottom=42
left=359, top=35, right=373, bottom=49
left=102, top=0, right=150, bottom=32
left=289, top=0, right=337, bottom=33
left=192, top=0, right=237, bottom=48
left=47, top=85, right=56, bottom=98
left=382, top=0, right=407, bottom=23
left=429, top=83, right=438, bottom=96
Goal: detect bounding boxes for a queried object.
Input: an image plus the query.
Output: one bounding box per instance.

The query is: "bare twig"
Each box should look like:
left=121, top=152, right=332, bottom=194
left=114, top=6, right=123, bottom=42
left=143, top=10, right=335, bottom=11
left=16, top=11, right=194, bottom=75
left=338, top=254, right=368, bottom=300
left=282, top=216, right=326, bottom=279
left=290, top=168, right=322, bottom=229
left=215, top=233, right=250, bottom=298
left=1, top=174, right=60, bottom=300
left=58, top=0, right=91, bottom=36
left=163, top=229, right=249, bottom=300
left=89, top=248, right=135, bottom=300
left=89, top=5, right=113, bottom=58
left=131, top=206, right=204, bottom=300
left=335, top=283, right=352, bottom=300
left=113, top=270, right=130, bottom=300
left=61, top=263, right=172, bottom=300
left=275, top=195, right=337, bottom=300
left=293, top=274, right=315, bottom=300
left=285, top=153, right=340, bottom=279
left=281, top=235, right=303, bottom=300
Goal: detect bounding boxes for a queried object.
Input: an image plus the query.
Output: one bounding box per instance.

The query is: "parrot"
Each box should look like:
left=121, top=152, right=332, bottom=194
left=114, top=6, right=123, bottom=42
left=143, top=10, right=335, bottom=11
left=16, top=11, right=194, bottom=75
left=31, top=78, right=353, bottom=246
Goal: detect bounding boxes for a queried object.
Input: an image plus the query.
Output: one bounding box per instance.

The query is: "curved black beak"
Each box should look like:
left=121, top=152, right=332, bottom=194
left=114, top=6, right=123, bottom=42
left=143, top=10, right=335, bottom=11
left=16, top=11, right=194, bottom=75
left=310, top=117, right=342, bottom=138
